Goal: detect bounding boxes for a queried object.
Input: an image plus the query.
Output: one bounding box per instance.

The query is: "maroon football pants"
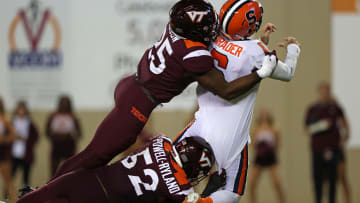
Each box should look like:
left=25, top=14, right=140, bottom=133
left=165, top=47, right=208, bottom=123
left=17, top=169, right=108, bottom=203
left=52, top=74, right=157, bottom=180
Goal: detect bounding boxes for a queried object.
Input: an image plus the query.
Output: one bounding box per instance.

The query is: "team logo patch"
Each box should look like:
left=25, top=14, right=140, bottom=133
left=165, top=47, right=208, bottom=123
left=186, top=11, right=208, bottom=23
left=8, top=0, right=62, bottom=68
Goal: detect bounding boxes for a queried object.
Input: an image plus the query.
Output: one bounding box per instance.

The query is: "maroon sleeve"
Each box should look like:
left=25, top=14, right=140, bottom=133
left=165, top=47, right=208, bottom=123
left=182, top=48, right=214, bottom=74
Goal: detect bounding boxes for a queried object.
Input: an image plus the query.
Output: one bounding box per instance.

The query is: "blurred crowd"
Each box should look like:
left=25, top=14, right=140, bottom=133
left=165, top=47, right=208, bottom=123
left=0, top=95, right=82, bottom=202
left=0, top=81, right=353, bottom=203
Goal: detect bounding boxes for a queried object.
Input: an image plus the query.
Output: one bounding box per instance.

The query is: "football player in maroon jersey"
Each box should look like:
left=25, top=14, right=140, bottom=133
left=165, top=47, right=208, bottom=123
left=51, top=0, right=277, bottom=180
left=17, top=136, right=218, bottom=203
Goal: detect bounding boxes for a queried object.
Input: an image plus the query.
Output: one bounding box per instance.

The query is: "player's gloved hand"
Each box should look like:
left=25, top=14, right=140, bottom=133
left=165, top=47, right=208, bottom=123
left=184, top=192, right=213, bottom=203
left=185, top=192, right=200, bottom=203
left=201, top=169, right=226, bottom=197
left=256, top=54, right=277, bottom=78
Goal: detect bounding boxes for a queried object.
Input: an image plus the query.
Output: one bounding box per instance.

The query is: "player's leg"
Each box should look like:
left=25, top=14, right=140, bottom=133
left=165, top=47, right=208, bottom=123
left=210, top=190, right=241, bottom=203
left=249, top=166, right=262, bottom=203
left=338, top=151, right=351, bottom=203
left=269, top=165, right=285, bottom=203
left=18, top=169, right=108, bottom=203
left=209, top=144, right=249, bottom=203
left=52, top=75, right=156, bottom=179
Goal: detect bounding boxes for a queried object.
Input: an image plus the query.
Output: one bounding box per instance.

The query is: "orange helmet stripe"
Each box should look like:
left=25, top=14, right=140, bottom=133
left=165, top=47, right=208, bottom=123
left=221, top=0, right=250, bottom=34
left=219, top=0, right=238, bottom=23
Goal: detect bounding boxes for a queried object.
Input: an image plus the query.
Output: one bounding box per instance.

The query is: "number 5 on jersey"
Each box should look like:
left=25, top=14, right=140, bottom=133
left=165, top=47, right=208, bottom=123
left=149, top=34, right=174, bottom=74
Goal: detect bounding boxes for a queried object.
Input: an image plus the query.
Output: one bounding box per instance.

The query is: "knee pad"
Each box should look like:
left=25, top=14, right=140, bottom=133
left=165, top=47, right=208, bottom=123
left=210, top=190, right=241, bottom=203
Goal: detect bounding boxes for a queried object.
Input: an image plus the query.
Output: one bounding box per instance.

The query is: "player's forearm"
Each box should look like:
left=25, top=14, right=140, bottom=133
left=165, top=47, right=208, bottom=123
left=270, top=44, right=300, bottom=81
left=220, top=72, right=261, bottom=100
left=196, top=69, right=261, bottom=101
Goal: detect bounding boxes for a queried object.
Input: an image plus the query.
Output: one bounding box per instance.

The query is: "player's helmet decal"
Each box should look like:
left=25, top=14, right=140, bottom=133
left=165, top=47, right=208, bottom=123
left=175, top=136, right=215, bottom=185
left=219, top=0, right=263, bottom=40
left=186, top=11, right=209, bottom=23
left=170, top=0, right=219, bottom=45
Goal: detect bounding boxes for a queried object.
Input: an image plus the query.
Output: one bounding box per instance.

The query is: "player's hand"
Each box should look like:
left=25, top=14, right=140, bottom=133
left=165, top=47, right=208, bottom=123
left=185, top=192, right=200, bottom=203
left=277, top=37, right=300, bottom=48
left=211, top=168, right=226, bottom=188
left=184, top=192, right=213, bottom=203
left=256, top=55, right=277, bottom=78
left=261, top=23, right=277, bottom=45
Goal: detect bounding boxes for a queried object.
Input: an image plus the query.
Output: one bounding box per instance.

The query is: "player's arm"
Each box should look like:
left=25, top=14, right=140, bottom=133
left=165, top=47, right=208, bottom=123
left=196, top=55, right=277, bottom=100
left=260, top=23, right=277, bottom=45
left=270, top=37, right=301, bottom=82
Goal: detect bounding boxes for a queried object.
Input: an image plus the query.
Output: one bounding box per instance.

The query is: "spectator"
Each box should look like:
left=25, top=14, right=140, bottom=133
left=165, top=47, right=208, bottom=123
left=46, top=95, right=82, bottom=176
left=338, top=147, right=352, bottom=203
left=0, top=97, right=17, bottom=202
left=11, top=100, right=39, bottom=187
left=249, top=109, right=285, bottom=203
left=304, top=82, right=348, bottom=203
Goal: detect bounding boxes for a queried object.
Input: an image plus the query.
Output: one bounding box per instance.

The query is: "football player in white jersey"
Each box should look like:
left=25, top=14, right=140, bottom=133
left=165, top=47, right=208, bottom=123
left=174, top=0, right=301, bottom=202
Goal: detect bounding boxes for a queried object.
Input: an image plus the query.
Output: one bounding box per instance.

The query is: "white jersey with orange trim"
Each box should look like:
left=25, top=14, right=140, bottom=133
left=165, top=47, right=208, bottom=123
left=194, top=36, right=268, bottom=169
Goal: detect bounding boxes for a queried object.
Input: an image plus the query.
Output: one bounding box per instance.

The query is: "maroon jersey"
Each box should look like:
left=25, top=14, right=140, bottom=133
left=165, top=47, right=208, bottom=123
left=137, top=24, right=214, bottom=103
left=305, top=102, right=344, bottom=152
left=98, top=136, right=193, bottom=203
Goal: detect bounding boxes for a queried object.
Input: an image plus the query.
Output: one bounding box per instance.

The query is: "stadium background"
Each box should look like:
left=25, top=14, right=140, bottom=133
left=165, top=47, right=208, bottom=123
left=0, top=0, right=359, bottom=202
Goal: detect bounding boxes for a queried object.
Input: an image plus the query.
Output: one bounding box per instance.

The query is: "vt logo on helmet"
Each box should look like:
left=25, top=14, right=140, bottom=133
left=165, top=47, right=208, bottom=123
left=186, top=11, right=209, bottom=23
left=219, top=0, right=263, bottom=40
left=170, top=0, right=219, bottom=46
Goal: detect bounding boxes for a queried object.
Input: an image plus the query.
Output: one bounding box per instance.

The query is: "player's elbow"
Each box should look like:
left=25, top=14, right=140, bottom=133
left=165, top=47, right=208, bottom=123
left=217, top=87, right=238, bottom=101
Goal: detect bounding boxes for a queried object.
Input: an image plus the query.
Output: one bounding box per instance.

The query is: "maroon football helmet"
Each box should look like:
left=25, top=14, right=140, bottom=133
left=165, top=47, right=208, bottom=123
left=175, top=136, right=215, bottom=184
left=170, top=0, right=219, bottom=45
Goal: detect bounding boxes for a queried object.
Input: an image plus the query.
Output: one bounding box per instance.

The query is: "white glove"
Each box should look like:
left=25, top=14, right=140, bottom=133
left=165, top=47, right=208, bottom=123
left=256, top=55, right=277, bottom=78
left=186, top=192, right=200, bottom=203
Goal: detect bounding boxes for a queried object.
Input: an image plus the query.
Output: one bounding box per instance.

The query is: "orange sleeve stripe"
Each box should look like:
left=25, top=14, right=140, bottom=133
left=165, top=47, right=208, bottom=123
left=173, top=119, right=195, bottom=143
left=257, top=42, right=269, bottom=54
left=184, top=40, right=207, bottom=49
left=237, top=146, right=248, bottom=194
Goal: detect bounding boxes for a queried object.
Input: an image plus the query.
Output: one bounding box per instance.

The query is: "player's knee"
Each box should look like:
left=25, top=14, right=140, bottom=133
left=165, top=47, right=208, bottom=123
left=210, top=190, right=241, bottom=203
